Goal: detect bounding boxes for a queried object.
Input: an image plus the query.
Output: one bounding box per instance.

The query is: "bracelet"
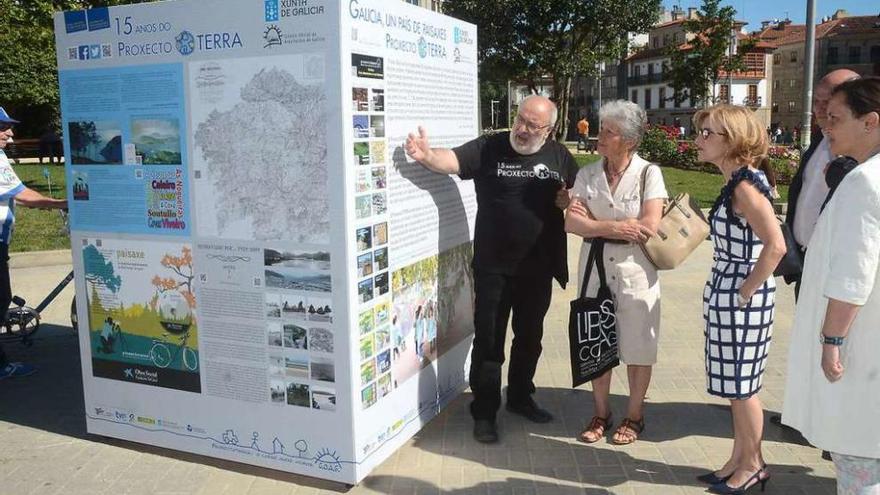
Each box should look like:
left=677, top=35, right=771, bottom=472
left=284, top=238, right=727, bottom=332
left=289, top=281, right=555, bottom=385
left=819, top=333, right=845, bottom=346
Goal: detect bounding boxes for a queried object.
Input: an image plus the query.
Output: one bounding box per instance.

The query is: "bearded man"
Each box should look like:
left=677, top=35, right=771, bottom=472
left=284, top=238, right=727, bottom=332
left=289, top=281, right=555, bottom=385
left=404, top=95, right=577, bottom=443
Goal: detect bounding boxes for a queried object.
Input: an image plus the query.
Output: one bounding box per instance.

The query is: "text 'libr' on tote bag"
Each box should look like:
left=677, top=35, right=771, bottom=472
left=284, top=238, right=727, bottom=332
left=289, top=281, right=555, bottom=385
left=568, top=239, right=620, bottom=387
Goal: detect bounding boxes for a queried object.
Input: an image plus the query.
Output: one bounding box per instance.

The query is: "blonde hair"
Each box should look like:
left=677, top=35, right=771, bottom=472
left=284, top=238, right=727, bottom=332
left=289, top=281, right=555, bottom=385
left=693, top=104, right=769, bottom=166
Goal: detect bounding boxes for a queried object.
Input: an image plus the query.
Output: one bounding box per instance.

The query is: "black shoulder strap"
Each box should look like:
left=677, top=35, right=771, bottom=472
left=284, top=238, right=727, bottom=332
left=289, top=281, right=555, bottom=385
left=579, top=239, right=608, bottom=299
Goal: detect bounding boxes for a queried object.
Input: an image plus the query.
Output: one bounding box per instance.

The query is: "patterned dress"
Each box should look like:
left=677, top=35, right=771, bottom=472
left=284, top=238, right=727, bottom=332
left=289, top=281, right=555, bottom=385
left=703, top=168, right=776, bottom=399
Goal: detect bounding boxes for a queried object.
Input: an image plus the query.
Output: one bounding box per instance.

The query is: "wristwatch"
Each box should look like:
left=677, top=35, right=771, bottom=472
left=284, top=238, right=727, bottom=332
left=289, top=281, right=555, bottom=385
left=819, top=333, right=845, bottom=346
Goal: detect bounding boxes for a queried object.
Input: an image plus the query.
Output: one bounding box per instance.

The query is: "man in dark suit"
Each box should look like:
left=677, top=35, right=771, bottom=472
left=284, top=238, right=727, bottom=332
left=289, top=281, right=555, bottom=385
left=783, top=69, right=860, bottom=296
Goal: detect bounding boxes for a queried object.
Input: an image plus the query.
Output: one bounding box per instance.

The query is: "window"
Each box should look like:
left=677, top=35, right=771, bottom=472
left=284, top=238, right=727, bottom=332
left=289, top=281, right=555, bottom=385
left=647, top=64, right=654, bottom=77
left=632, top=90, right=638, bottom=103
left=674, top=94, right=681, bottom=108
left=773, top=79, right=780, bottom=90
left=663, top=34, right=669, bottom=46
left=772, top=102, right=779, bottom=113
left=644, top=89, right=652, bottom=109
left=773, top=53, right=780, bottom=65
left=872, top=46, right=880, bottom=63
left=788, top=101, right=796, bottom=113
left=652, top=37, right=659, bottom=48
left=849, top=46, right=861, bottom=64
left=719, top=84, right=729, bottom=104
left=673, top=32, right=679, bottom=43
left=827, top=47, right=839, bottom=65
left=659, top=87, right=666, bottom=108
left=790, top=50, right=797, bottom=62
left=634, top=65, right=641, bottom=77
left=748, top=85, right=758, bottom=105
left=790, top=79, right=796, bottom=88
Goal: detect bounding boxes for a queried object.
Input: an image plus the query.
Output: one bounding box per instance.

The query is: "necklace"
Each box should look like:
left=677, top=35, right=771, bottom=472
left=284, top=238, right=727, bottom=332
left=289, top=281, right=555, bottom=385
left=604, top=160, right=631, bottom=181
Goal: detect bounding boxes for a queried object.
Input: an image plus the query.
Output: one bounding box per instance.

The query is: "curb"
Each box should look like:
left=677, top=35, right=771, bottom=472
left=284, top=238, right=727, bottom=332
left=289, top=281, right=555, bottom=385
left=10, top=249, right=72, bottom=269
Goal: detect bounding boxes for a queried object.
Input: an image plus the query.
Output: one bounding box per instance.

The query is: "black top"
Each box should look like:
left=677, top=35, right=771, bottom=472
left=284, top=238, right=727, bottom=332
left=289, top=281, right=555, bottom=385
left=453, top=132, right=578, bottom=286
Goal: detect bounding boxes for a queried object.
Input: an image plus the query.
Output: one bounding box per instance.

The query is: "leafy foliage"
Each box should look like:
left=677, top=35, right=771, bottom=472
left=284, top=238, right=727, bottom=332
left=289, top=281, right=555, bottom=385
left=443, top=0, right=661, bottom=138
left=663, top=0, right=748, bottom=108
left=0, top=0, right=157, bottom=135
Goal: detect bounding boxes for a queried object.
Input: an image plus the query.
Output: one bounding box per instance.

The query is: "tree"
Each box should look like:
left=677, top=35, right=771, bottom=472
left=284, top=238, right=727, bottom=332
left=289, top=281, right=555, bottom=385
left=443, top=0, right=661, bottom=139
left=664, top=0, right=750, bottom=108
left=83, top=244, right=122, bottom=293
left=150, top=246, right=195, bottom=313
left=0, top=1, right=157, bottom=135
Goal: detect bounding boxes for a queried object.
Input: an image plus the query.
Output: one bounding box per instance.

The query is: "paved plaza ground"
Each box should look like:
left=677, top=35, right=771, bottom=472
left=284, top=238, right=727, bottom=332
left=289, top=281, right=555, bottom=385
left=0, top=238, right=836, bottom=494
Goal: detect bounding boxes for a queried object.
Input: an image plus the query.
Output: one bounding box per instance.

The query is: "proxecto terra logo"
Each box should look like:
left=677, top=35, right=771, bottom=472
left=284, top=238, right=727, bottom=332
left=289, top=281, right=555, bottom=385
left=176, top=31, right=195, bottom=55
left=533, top=164, right=551, bottom=179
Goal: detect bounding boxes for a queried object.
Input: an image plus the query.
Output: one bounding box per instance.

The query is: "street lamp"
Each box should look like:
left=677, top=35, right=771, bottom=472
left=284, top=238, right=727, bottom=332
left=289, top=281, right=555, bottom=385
left=596, top=62, right=606, bottom=112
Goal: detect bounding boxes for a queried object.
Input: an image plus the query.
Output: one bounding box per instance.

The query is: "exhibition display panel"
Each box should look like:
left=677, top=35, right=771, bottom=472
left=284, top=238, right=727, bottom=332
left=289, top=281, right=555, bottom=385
left=55, top=0, right=478, bottom=483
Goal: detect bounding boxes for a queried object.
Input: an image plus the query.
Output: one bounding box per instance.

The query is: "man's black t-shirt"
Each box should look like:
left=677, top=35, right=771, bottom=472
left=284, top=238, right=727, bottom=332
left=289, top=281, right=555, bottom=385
left=453, top=132, right=578, bottom=286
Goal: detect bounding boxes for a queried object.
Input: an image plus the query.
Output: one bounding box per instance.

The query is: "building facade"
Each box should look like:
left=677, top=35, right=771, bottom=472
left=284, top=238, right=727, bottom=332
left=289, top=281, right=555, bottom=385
left=625, top=12, right=775, bottom=133
left=402, top=0, right=443, bottom=12
left=757, top=10, right=880, bottom=130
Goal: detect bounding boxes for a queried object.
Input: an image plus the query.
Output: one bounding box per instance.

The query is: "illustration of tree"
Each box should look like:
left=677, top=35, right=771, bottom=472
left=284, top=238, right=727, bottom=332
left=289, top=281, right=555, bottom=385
left=83, top=245, right=122, bottom=293
left=294, top=440, right=308, bottom=457
left=150, top=246, right=195, bottom=317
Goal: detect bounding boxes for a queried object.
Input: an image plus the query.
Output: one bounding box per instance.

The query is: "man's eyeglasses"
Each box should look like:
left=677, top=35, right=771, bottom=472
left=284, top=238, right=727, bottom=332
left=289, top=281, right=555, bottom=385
left=0, top=124, right=13, bottom=133
left=699, top=128, right=726, bottom=139
left=513, top=116, right=551, bottom=134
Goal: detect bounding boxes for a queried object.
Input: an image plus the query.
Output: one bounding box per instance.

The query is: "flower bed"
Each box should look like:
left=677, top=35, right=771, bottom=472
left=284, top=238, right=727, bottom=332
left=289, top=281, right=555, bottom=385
left=638, top=125, right=799, bottom=185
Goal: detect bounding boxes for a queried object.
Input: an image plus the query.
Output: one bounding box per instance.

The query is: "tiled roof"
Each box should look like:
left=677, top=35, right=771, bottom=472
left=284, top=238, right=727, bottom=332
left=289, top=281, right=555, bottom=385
left=754, top=15, right=880, bottom=47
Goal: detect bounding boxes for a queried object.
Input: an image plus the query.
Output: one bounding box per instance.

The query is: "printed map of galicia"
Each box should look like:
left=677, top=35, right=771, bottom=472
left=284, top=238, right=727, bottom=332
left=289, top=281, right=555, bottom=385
left=194, top=65, right=329, bottom=242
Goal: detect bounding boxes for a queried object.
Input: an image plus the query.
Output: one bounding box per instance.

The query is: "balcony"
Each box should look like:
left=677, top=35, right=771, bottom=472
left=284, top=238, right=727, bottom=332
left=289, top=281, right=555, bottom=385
left=718, top=53, right=767, bottom=79
left=742, top=96, right=763, bottom=108
left=627, top=73, right=665, bottom=86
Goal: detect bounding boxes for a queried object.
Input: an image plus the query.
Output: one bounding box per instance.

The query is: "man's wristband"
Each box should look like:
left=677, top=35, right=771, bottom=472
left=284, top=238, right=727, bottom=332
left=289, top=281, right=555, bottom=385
left=819, top=333, right=845, bottom=346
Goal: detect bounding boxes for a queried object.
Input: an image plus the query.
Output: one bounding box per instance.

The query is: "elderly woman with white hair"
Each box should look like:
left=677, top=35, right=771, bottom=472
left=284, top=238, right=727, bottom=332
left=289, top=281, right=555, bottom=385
left=565, top=100, right=667, bottom=445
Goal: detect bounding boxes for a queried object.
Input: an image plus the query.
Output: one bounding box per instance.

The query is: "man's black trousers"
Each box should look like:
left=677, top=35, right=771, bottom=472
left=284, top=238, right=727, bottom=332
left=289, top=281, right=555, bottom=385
left=469, top=269, right=553, bottom=420
left=0, top=243, right=11, bottom=366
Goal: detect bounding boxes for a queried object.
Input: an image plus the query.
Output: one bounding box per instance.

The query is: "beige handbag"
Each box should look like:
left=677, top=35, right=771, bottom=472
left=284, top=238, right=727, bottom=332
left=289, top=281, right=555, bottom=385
left=639, top=166, right=710, bottom=270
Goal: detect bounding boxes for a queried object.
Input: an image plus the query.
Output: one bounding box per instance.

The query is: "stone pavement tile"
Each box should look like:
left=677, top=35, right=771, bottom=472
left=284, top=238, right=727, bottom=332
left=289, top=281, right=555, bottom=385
left=244, top=477, right=296, bottom=495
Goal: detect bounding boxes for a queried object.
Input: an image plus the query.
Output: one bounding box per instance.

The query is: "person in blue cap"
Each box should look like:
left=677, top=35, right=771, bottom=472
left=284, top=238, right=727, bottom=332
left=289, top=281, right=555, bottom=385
left=0, top=107, right=68, bottom=379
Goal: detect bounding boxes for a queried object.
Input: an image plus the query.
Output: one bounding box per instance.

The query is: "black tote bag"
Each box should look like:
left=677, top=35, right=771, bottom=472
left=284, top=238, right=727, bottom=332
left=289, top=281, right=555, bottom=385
left=568, top=239, right=620, bottom=387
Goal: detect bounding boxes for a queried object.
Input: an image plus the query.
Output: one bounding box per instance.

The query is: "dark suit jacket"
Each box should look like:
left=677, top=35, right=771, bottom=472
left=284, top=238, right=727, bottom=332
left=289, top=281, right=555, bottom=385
left=782, top=131, right=824, bottom=284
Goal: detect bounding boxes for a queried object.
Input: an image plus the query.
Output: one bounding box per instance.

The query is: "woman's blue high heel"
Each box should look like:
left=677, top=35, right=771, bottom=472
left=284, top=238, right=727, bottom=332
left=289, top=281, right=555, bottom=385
left=708, top=468, right=770, bottom=495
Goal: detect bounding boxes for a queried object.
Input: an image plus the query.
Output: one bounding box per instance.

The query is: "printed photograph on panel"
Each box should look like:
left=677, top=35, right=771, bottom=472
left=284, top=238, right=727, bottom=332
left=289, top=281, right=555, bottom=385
left=352, top=87, right=369, bottom=112
left=83, top=239, right=200, bottom=392
left=390, top=242, right=475, bottom=387
left=72, top=171, right=90, bottom=200
left=264, top=248, right=331, bottom=292
left=191, top=54, right=328, bottom=242
left=286, top=381, right=310, bottom=408
left=131, top=118, right=182, bottom=165
left=309, top=326, right=334, bottom=354
left=311, top=386, right=336, bottom=411
left=68, top=120, right=122, bottom=164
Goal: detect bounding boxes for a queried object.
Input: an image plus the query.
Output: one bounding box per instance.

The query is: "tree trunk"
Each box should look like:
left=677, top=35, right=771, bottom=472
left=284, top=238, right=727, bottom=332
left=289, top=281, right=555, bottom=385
left=554, top=76, right=573, bottom=141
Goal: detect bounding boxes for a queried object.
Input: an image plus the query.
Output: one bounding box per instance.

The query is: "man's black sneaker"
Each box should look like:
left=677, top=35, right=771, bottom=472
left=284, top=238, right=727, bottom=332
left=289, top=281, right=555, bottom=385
left=473, top=419, right=499, bottom=444
left=506, top=399, right=554, bottom=423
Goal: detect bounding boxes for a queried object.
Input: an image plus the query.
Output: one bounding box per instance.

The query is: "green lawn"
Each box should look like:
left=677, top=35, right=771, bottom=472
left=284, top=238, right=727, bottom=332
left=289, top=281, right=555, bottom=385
left=573, top=154, right=788, bottom=208
left=10, top=164, right=69, bottom=253
left=9, top=158, right=788, bottom=253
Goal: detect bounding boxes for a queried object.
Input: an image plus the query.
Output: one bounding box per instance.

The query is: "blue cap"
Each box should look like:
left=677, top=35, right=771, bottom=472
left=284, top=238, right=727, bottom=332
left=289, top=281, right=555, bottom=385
left=0, top=107, right=20, bottom=124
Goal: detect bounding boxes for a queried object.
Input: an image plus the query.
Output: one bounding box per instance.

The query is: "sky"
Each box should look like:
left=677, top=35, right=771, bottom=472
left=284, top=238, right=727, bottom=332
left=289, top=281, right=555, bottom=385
left=663, top=0, right=879, bottom=31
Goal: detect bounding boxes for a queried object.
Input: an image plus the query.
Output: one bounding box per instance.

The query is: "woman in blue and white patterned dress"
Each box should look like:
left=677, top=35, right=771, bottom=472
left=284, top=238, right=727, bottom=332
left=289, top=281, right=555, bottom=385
left=694, top=105, right=786, bottom=495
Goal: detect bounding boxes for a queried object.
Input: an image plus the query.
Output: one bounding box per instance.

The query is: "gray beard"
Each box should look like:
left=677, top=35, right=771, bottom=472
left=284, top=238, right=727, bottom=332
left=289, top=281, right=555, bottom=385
left=509, top=132, right=545, bottom=155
